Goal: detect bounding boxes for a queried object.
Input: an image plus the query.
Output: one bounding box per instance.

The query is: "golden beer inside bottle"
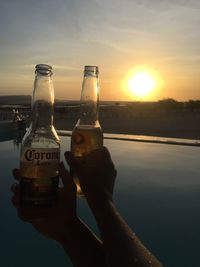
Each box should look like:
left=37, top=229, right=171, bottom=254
left=71, top=125, right=103, bottom=195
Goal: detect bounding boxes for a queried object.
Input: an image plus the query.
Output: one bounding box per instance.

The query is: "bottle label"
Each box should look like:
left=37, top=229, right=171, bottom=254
left=20, top=148, right=60, bottom=179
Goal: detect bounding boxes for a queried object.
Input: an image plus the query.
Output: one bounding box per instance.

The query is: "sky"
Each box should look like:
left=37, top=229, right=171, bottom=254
left=0, top=0, right=200, bottom=101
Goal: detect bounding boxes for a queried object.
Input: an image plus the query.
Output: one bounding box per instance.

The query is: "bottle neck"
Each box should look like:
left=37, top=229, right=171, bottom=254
left=31, top=74, right=54, bottom=130
left=79, top=73, right=99, bottom=126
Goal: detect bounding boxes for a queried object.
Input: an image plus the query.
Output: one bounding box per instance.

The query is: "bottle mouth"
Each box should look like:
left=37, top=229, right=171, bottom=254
left=35, top=64, right=53, bottom=76
left=84, top=66, right=99, bottom=76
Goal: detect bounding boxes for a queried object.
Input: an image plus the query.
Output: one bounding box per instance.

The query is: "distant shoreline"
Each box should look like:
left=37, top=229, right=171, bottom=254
left=54, top=111, right=200, bottom=141
left=1, top=98, right=200, bottom=141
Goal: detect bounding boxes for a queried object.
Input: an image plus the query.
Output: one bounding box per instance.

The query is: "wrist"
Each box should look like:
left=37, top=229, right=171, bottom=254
left=87, top=194, right=114, bottom=217
left=56, top=216, right=79, bottom=244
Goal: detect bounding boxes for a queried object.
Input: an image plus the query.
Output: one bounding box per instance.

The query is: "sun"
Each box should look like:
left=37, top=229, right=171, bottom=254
left=124, top=66, right=162, bottom=100
left=128, top=71, right=155, bottom=98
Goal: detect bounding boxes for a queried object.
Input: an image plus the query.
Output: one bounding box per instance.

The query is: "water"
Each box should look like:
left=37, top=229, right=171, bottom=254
left=1, top=135, right=200, bottom=266
left=0, top=137, right=71, bottom=267
left=109, top=139, right=200, bottom=267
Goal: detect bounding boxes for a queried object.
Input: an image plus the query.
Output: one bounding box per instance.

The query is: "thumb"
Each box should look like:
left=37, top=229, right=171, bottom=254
left=64, top=151, right=85, bottom=175
left=13, top=168, right=20, bottom=181
left=58, top=162, right=76, bottom=191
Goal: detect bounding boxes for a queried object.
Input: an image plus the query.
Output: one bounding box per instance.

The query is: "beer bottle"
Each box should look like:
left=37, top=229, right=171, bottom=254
left=20, top=64, right=60, bottom=207
left=71, top=66, right=103, bottom=194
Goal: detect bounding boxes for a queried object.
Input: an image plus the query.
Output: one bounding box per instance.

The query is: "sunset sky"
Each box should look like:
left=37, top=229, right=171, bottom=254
left=0, top=0, right=200, bottom=101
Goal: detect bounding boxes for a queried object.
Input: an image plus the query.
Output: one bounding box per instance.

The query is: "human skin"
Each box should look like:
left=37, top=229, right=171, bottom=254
left=66, top=147, right=164, bottom=267
left=11, top=147, right=164, bottom=267
left=11, top=166, right=107, bottom=267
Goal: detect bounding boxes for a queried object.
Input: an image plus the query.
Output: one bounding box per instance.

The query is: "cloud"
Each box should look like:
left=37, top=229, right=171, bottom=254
left=0, top=0, right=200, bottom=99
left=54, top=65, right=80, bottom=71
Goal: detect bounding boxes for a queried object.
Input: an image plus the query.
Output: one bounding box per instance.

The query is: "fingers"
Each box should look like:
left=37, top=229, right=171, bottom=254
left=10, top=182, right=19, bottom=193
left=17, top=208, right=50, bottom=223
left=65, top=148, right=116, bottom=183
left=64, top=151, right=73, bottom=165
left=85, top=146, right=112, bottom=159
left=13, top=168, right=20, bottom=181
left=64, top=151, right=84, bottom=174
left=11, top=191, right=20, bottom=208
left=58, top=162, right=70, bottom=187
left=11, top=169, right=20, bottom=208
left=11, top=182, right=20, bottom=208
left=65, top=147, right=113, bottom=165
left=58, top=162, right=76, bottom=192
left=97, top=146, right=112, bottom=160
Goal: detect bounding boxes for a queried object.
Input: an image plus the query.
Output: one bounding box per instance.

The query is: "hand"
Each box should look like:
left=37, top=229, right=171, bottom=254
left=11, top=163, right=77, bottom=243
left=65, top=147, right=117, bottom=208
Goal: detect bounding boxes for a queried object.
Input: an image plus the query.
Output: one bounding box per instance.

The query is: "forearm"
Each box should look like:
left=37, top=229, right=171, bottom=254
left=89, top=200, right=164, bottom=267
left=59, top=217, right=107, bottom=267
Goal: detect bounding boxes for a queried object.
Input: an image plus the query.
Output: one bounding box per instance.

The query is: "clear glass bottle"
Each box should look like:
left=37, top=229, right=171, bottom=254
left=71, top=66, right=103, bottom=194
left=20, top=64, right=60, bottom=207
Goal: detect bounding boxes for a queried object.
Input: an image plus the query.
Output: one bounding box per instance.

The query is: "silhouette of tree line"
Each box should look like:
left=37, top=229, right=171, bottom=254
left=157, top=98, right=200, bottom=112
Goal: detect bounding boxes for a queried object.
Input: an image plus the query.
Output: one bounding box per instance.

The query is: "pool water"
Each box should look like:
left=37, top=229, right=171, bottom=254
left=1, top=135, right=200, bottom=267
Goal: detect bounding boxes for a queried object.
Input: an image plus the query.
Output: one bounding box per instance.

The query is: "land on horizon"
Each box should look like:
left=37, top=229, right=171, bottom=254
left=0, top=95, right=200, bottom=140
left=0, top=94, right=200, bottom=105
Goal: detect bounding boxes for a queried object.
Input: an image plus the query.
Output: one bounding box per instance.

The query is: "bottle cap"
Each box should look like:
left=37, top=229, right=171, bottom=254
left=35, top=64, right=53, bottom=75
left=84, top=66, right=99, bottom=75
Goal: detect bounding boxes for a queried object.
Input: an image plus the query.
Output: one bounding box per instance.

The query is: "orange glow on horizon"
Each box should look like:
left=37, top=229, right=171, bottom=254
left=122, top=66, right=164, bottom=101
